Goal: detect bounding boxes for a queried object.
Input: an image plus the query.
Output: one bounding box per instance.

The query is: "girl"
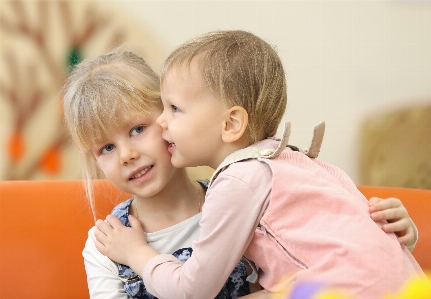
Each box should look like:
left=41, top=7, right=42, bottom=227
left=62, top=50, right=251, bottom=299
left=63, top=48, right=417, bottom=299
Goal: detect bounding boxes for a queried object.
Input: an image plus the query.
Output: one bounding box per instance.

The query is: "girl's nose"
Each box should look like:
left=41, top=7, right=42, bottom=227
left=119, top=144, right=139, bottom=166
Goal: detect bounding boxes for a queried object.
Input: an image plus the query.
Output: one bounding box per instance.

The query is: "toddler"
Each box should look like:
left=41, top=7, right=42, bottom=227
left=95, top=32, right=423, bottom=299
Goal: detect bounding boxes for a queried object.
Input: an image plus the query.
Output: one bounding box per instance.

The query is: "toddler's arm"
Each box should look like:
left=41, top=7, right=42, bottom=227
left=94, top=215, right=158, bottom=276
left=369, top=197, right=417, bottom=251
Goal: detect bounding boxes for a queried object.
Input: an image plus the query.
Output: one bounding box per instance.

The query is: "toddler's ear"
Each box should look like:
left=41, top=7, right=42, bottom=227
left=222, top=106, right=248, bottom=143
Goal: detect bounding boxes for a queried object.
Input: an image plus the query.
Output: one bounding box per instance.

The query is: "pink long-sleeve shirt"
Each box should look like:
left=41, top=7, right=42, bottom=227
left=143, top=154, right=272, bottom=298
left=142, top=138, right=422, bottom=299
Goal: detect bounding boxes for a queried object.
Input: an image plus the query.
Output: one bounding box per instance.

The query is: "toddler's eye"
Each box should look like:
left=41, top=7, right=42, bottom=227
left=101, top=144, right=115, bottom=154
left=131, top=125, right=145, bottom=136
left=171, top=105, right=180, bottom=113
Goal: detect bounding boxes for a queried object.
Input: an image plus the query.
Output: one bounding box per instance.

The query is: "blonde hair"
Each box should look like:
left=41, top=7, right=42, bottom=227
left=62, top=50, right=161, bottom=220
left=161, top=30, right=287, bottom=144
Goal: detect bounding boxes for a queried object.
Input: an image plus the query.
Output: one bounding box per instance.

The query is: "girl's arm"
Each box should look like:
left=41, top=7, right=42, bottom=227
left=83, top=227, right=129, bottom=299
left=369, top=197, right=417, bottom=251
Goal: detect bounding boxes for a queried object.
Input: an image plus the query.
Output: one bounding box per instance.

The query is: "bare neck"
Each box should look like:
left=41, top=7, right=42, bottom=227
left=132, top=169, right=203, bottom=233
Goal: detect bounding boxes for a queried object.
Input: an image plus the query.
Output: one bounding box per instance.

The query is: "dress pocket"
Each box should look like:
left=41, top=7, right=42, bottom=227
left=244, top=225, right=307, bottom=290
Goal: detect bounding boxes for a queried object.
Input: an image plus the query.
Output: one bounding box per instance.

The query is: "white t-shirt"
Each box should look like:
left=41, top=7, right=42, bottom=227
left=82, top=201, right=201, bottom=299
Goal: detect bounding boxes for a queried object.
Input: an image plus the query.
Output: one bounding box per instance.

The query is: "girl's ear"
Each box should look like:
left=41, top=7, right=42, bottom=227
left=222, top=106, right=248, bottom=143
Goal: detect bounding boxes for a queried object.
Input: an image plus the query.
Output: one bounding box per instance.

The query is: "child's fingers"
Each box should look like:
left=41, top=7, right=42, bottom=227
left=105, top=214, right=123, bottom=228
left=370, top=211, right=382, bottom=221
left=368, top=197, right=383, bottom=206
left=382, top=218, right=410, bottom=233
left=94, top=238, right=107, bottom=255
left=397, top=231, right=414, bottom=245
left=95, top=219, right=105, bottom=226
left=369, top=197, right=401, bottom=212
left=369, top=197, right=387, bottom=213
left=94, top=227, right=107, bottom=246
left=373, top=208, right=408, bottom=222
left=95, top=218, right=114, bottom=234
left=371, top=210, right=395, bottom=221
left=381, top=197, right=403, bottom=209
left=128, top=214, right=144, bottom=230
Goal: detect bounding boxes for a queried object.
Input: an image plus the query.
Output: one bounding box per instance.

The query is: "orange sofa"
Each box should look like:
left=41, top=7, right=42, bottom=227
left=0, top=180, right=130, bottom=299
left=0, top=180, right=429, bottom=298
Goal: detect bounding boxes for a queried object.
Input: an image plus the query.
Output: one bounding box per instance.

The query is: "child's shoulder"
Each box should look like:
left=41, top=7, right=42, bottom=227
left=111, top=198, right=133, bottom=226
left=213, top=158, right=272, bottom=190
left=196, top=179, right=209, bottom=190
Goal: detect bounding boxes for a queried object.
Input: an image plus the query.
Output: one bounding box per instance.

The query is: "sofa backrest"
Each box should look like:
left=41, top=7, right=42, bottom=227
left=0, top=180, right=429, bottom=298
left=0, top=180, right=130, bottom=299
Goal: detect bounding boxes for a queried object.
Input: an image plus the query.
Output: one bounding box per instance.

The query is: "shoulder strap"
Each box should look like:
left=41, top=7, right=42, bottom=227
left=208, top=121, right=325, bottom=187
left=305, top=121, right=325, bottom=159
left=209, top=123, right=292, bottom=187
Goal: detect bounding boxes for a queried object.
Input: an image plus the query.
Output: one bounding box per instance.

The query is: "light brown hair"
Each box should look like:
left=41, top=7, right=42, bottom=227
left=161, top=30, right=287, bottom=144
left=62, top=49, right=161, bottom=219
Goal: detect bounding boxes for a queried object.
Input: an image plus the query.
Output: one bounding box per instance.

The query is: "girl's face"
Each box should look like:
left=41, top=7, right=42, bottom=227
left=91, top=109, right=176, bottom=200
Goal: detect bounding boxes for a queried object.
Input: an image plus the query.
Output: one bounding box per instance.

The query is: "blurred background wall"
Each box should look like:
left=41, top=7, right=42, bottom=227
left=1, top=0, right=430, bottom=188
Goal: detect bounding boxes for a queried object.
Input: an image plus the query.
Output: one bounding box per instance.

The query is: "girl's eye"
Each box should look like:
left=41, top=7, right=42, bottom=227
left=130, top=125, right=145, bottom=136
left=171, top=105, right=180, bottom=113
left=101, top=144, right=115, bottom=155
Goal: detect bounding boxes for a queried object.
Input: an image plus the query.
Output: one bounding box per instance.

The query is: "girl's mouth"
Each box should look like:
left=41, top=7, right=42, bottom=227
left=129, top=166, right=153, bottom=180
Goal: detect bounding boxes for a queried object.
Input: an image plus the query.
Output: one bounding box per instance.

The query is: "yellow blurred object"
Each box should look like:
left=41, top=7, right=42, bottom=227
left=270, top=275, right=292, bottom=299
left=270, top=273, right=430, bottom=299
left=314, top=291, right=354, bottom=299
left=383, top=273, right=431, bottom=299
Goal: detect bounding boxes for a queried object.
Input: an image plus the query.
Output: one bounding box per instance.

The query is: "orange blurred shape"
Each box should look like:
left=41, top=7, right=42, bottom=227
left=8, top=131, right=25, bottom=163
left=40, top=146, right=61, bottom=175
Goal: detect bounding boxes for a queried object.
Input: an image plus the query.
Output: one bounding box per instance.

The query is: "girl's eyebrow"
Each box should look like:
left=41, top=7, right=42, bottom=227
left=126, top=113, right=154, bottom=125
left=115, top=116, right=138, bottom=130
left=92, top=137, right=109, bottom=148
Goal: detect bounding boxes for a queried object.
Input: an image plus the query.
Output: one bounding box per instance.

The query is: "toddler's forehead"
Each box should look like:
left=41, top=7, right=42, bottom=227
left=163, top=59, right=203, bottom=81
left=163, top=65, right=187, bottom=83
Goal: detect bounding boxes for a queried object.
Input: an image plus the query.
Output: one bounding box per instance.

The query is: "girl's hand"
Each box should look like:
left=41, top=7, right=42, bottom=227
left=94, top=214, right=158, bottom=273
left=369, top=197, right=416, bottom=249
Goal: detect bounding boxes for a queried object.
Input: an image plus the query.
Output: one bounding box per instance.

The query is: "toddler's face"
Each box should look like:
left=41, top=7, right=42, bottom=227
left=157, top=62, right=229, bottom=169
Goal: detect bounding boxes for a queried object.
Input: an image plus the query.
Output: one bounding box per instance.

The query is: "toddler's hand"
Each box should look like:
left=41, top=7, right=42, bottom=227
left=369, top=197, right=415, bottom=249
left=94, top=214, right=151, bottom=267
